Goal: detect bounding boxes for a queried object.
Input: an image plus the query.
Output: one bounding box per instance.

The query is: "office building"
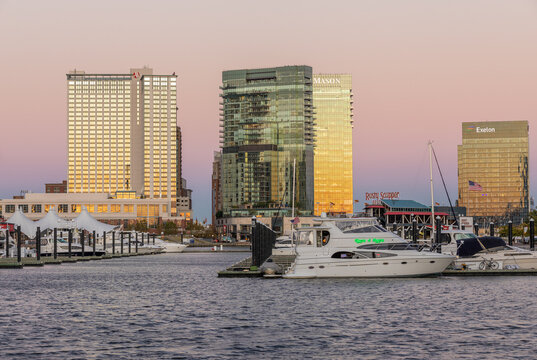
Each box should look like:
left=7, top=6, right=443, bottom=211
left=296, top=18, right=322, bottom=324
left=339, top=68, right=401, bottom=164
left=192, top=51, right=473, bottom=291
left=212, top=151, right=223, bottom=225
left=457, top=121, right=529, bottom=222
left=66, top=67, right=178, bottom=218
left=0, top=193, right=175, bottom=224
left=220, top=66, right=314, bottom=216
left=312, top=74, right=353, bottom=215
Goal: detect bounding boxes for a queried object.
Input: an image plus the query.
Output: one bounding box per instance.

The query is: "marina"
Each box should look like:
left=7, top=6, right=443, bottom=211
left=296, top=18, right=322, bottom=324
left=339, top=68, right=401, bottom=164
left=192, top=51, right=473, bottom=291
left=2, top=252, right=537, bottom=359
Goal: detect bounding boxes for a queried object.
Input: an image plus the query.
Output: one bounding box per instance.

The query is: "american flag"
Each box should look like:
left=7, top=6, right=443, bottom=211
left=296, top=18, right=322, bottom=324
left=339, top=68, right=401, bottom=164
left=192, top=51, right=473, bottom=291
left=290, top=217, right=300, bottom=225
left=468, top=180, right=483, bottom=191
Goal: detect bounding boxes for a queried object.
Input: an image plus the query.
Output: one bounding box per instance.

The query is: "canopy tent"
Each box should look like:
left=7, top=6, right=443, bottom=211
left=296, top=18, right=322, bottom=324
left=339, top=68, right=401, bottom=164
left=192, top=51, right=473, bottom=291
left=72, top=207, right=117, bottom=233
left=34, top=207, right=72, bottom=231
left=6, top=209, right=37, bottom=238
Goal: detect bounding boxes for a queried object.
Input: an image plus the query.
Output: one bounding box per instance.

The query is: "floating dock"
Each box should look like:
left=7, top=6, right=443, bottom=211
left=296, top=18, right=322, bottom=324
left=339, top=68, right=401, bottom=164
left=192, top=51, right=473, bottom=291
left=0, top=250, right=163, bottom=269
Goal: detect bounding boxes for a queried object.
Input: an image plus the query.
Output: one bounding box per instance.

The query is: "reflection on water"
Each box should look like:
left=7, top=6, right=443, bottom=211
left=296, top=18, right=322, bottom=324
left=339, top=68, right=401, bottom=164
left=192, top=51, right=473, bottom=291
left=1, top=253, right=537, bottom=359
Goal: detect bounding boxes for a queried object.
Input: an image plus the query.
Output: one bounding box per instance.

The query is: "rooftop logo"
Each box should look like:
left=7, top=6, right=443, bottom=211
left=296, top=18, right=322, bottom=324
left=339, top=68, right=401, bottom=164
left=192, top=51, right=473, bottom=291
left=313, top=78, right=341, bottom=84
left=466, top=125, right=496, bottom=133
left=476, top=126, right=496, bottom=133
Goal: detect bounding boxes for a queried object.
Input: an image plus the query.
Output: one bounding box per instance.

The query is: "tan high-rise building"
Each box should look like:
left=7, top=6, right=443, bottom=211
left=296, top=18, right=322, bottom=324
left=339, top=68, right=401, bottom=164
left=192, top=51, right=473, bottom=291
left=312, top=74, right=354, bottom=215
left=458, top=121, right=529, bottom=221
left=67, top=67, right=178, bottom=216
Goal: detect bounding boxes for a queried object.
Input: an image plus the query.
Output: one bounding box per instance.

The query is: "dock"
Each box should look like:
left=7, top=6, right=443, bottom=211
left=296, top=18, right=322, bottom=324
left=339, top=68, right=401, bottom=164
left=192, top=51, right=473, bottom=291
left=0, top=250, right=163, bottom=269
left=442, top=269, right=537, bottom=276
left=218, top=254, right=295, bottom=278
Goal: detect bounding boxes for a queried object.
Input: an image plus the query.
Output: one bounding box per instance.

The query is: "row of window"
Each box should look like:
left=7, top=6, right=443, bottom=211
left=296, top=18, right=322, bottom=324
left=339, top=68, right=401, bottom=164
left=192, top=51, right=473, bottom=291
left=2, top=204, right=169, bottom=214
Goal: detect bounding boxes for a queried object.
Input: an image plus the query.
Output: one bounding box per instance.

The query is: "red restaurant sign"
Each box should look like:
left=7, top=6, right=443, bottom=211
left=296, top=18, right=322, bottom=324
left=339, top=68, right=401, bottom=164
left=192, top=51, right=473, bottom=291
left=365, top=192, right=400, bottom=201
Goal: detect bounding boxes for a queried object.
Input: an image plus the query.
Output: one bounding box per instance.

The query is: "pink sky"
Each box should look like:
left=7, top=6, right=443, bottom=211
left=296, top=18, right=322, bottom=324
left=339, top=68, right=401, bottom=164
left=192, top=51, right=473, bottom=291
left=1, top=0, right=536, bottom=221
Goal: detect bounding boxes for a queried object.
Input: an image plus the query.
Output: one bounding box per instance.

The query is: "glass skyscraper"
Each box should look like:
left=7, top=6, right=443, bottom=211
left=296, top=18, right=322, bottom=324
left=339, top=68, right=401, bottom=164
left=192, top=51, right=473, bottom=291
left=220, top=66, right=314, bottom=215
left=458, top=121, right=529, bottom=222
left=312, top=74, right=354, bottom=215
left=67, top=67, right=177, bottom=216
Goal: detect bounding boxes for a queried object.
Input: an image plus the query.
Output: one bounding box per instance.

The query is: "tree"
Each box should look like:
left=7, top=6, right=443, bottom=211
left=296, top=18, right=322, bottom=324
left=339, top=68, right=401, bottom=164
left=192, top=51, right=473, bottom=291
left=163, top=221, right=178, bottom=235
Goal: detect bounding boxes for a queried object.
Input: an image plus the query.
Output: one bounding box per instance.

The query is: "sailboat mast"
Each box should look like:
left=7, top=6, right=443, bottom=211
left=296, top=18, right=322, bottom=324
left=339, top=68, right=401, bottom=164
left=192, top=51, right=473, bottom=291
left=292, top=158, right=296, bottom=231
left=429, top=141, right=435, bottom=240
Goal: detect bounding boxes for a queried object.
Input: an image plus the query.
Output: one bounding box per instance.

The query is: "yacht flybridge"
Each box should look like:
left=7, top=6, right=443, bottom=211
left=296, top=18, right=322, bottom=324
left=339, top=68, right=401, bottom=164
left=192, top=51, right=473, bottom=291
left=283, top=217, right=455, bottom=278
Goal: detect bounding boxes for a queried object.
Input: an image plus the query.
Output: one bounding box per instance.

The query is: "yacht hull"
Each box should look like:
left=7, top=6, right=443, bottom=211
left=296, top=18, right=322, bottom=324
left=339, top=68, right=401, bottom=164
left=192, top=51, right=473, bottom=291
left=284, top=254, right=454, bottom=278
left=454, top=252, right=537, bottom=270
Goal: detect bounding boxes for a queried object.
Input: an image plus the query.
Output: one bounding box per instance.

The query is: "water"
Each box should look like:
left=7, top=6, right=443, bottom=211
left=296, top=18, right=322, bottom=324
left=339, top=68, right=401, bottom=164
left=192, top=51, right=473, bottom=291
left=1, top=253, right=537, bottom=359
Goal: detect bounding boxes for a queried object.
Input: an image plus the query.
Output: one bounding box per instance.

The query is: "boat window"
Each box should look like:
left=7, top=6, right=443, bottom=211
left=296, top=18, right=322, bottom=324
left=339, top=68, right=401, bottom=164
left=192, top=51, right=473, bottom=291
left=343, top=225, right=388, bottom=234
left=454, top=233, right=477, bottom=241
left=331, top=251, right=355, bottom=259
left=317, top=230, right=330, bottom=247
left=335, top=219, right=381, bottom=232
left=360, top=243, right=419, bottom=251
left=354, top=251, right=397, bottom=258
left=296, top=230, right=314, bottom=245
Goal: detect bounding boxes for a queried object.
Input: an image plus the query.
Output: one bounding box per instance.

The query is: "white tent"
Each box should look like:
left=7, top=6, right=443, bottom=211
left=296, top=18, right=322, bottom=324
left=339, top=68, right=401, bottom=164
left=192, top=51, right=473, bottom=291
left=72, top=207, right=117, bottom=233
left=6, top=209, right=37, bottom=238
left=34, top=208, right=72, bottom=230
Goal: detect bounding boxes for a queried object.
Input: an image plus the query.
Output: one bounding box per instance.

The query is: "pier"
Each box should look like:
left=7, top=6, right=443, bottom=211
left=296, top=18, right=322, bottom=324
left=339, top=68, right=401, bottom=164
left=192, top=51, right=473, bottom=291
left=0, top=250, right=163, bottom=269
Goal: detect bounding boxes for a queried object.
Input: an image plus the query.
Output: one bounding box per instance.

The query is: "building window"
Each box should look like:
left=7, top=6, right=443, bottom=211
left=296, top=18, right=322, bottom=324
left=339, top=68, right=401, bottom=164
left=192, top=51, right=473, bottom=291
left=58, top=204, right=68, bottom=213
left=124, top=204, right=134, bottom=213
left=72, top=204, right=81, bottom=213
left=44, top=205, right=52, bottom=213
left=111, top=204, right=121, bottom=213
left=17, top=204, right=28, bottom=213
left=85, top=205, right=95, bottom=213
left=149, top=205, right=159, bottom=217
left=5, top=205, right=15, bottom=213
left=31, top=204, right=42, bottom=213
left=98, top=204, right=108, bottom=213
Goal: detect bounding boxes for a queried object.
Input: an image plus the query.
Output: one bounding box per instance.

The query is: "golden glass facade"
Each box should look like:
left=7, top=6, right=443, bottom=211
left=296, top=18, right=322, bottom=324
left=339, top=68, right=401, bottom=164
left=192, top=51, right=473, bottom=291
left=312, top=74, right=354, bottom=215
left=458, top=121, right=529, bottom=220
left=67, top=74, right=132, bottom=194
left=67, top=68, right=178, bottom=217
left=142, top=76, right=177, bottom=210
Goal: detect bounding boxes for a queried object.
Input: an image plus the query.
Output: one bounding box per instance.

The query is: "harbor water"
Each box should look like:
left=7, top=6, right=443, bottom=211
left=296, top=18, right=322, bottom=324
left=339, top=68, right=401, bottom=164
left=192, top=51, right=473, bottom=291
left=1, top=253, right=537, bottom=359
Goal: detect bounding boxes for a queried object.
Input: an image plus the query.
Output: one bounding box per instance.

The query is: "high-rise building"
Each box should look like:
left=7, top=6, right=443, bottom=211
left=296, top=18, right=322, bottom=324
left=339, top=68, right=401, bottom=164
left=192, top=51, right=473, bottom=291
left=67, top=67, right=178, bottom=216
left=312, top=74, right=353, bottom=215
left=220, top=66, right=314, bottom=216
left=176, top=126, right=193, bottom=221
left=212, top=151, right=223, bottom=225
left=458, top=121, right=529, bottom=222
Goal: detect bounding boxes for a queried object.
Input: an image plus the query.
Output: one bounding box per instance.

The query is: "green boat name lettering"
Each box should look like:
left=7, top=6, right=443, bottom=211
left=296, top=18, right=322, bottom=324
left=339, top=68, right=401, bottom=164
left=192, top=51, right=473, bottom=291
left=354, top=238, right=384, bottom=244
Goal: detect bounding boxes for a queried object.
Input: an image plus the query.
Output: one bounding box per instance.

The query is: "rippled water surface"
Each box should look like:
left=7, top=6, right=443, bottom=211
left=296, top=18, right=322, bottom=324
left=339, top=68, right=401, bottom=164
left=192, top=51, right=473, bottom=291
left=1, top=253, right=537, bottom=359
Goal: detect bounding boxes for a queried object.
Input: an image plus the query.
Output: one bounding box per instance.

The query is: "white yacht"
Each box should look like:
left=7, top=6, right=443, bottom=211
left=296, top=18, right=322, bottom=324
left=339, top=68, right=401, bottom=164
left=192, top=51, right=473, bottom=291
left=153, top=237, right=187, bottom=253
left=438, top=228, right=537, bottom=270
left=40, top=234, right=105, bottom=256
left=283, top=217, right=455, bottom=278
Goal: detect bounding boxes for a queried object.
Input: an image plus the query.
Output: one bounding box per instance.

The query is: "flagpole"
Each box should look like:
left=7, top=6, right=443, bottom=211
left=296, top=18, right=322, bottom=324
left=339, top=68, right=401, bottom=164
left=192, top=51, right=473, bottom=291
left=429, top=141, right=435, bottom=241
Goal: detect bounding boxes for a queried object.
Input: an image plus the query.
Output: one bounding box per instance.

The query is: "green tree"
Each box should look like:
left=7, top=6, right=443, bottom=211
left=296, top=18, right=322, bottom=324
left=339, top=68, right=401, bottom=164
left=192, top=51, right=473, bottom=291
left=163, top=221, right=178, bottom=235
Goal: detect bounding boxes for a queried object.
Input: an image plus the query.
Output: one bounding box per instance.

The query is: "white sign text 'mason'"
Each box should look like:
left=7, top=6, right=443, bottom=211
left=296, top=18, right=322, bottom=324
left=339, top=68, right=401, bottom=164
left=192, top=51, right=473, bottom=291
left=313, top=78, right=341, bottom=84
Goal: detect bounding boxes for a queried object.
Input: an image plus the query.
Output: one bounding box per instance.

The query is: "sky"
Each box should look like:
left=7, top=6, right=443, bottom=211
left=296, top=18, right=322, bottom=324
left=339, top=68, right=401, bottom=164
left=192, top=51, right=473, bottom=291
left=0, top=0, right=536, bottom=222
